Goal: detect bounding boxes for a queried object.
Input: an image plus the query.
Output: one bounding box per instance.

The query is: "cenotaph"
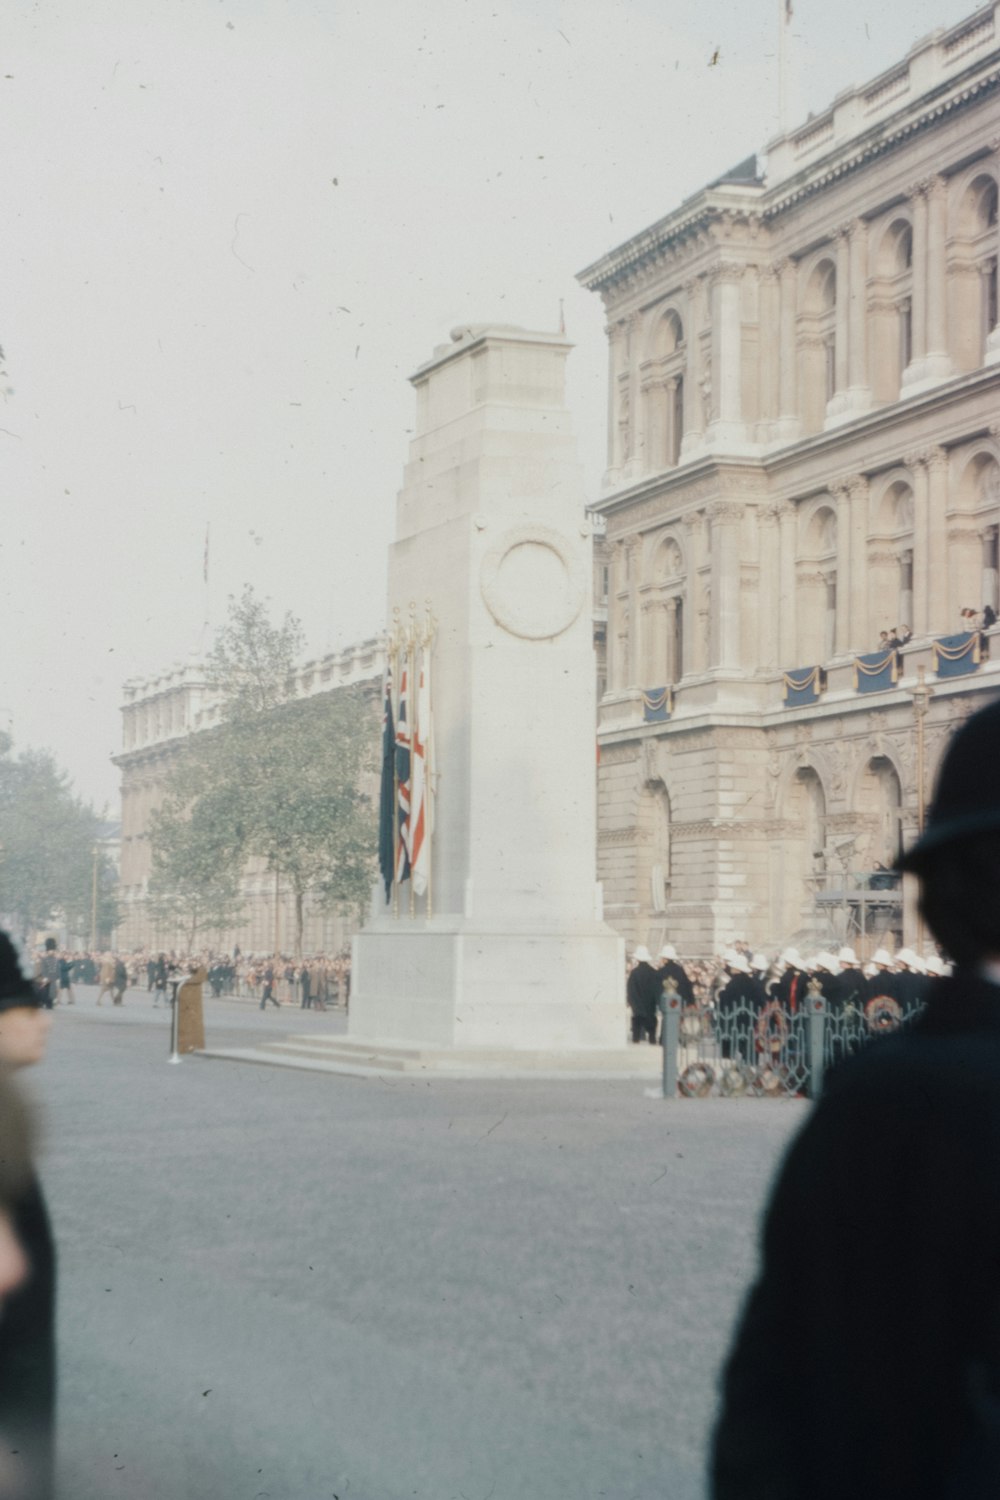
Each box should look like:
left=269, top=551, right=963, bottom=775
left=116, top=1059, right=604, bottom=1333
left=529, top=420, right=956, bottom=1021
left=349, top=324, right=627, bottom=1055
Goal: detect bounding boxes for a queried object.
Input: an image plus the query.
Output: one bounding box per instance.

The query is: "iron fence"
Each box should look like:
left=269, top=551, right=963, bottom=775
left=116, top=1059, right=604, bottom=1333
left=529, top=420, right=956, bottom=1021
left=657, top=981, right=923, bottom=1100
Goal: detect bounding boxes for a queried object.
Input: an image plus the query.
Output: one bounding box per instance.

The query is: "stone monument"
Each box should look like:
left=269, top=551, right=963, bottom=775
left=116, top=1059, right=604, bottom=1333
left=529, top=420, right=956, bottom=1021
left=349, top=324, right=627, bottom=1055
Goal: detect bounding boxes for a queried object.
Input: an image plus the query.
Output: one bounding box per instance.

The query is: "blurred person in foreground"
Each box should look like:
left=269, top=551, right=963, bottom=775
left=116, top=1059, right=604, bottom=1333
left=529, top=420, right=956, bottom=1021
left=0, top=932, right=56, bottom=1500
left=711, top=698, right=1000, bottom=1500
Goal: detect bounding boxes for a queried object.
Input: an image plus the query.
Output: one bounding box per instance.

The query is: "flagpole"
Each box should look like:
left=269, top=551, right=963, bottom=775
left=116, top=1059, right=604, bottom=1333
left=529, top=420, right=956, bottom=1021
left=391, top=608, right=401, bottom=921
left=778, top=0, right=791, bottom=137
left=424, top=602, right=436, bottom=922
left=408, top=603, right=417, bottom=920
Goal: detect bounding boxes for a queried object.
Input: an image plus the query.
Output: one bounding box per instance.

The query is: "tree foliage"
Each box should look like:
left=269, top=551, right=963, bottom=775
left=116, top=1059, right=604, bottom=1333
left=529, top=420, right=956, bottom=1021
left=0, top=733, right=117, bottom=942
left=150, top=588, right=377, bottom=953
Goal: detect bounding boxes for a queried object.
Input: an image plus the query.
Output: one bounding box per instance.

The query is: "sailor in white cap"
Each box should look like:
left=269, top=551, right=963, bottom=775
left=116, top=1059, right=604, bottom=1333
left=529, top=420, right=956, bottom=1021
left=716, top=947, right=765, bottom=1063
left=626, top=946, right=660, bottom=1044
left=657, top=943, right=694, bottom=1005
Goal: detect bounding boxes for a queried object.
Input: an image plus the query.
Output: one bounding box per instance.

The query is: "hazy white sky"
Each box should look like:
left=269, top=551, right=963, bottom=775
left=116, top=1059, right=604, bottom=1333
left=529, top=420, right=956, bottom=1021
left=1, top=0, right=980, bottom=809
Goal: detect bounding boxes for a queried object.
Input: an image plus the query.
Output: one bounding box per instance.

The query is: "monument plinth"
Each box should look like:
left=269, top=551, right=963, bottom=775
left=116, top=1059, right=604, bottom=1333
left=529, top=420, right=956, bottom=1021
left=349, top=324, right=627, bottom=1053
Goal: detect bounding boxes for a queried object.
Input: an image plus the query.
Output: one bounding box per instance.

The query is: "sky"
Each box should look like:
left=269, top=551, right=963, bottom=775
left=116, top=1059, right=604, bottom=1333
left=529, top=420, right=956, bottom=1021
left=1, top=0, right=983, bottom=811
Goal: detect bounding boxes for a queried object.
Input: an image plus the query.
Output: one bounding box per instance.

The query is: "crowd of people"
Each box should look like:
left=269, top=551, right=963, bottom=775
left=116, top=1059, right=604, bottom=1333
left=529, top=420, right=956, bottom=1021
left=27, top=946, right=353, bottom=1012
left=625, top=939, right=946, bottom=1044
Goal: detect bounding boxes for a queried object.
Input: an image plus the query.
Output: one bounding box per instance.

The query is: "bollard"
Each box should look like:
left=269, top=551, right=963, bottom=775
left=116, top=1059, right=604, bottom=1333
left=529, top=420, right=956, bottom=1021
left=807, top=992, right=826, bottom=1099
left=659, top=978, right=681, bottom=1099
left=168, top=981, right=181, bottom=1065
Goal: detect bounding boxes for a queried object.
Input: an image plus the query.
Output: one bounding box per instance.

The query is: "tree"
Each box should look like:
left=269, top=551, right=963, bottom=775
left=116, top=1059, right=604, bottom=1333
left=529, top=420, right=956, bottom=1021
left=150, top=588, right=377, bottom=954
left=147, top=804, right=246, bottom=951
left=0, top=734, right=114, bottom=942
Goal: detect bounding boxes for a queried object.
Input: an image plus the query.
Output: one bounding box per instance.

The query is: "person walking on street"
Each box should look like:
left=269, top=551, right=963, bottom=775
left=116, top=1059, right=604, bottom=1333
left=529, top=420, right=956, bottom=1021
left=0, top=931, right=57, bottom=1500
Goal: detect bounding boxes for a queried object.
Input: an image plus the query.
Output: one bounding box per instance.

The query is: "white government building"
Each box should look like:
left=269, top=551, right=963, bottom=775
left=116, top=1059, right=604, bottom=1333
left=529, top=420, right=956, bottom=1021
left=116, top=3, right=999, bottom=962
left=580, top=2, right=1000, bottom=958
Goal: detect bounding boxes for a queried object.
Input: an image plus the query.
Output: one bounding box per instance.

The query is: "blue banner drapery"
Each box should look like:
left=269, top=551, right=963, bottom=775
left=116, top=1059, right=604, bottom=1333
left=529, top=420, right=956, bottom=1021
left=782, top=665, right=826, bottom=707
left=932, top=631, right=983, bottom=678
left=852, top=648, right=901, bottom=694
left=642, top=686, right=673, bottom=723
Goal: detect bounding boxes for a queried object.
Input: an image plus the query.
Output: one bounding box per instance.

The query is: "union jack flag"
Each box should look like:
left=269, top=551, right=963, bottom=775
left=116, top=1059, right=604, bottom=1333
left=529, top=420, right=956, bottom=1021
left=395, top=664, right=411, bottom=884
left=410, top=654, right=431, bottom=896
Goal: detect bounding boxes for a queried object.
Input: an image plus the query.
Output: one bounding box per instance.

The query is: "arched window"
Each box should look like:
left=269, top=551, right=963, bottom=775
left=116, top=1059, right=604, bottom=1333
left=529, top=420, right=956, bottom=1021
left=797, top=504, right=838, bottom=661
left=952, top=173, right=999, bottom=369
left=799, top=258, right=837, bottom=433
left=872, top=218, right=914, bottom=401
left=646, top=534, right=687, bottom=685
left=869, top=479, right=915, bottom=639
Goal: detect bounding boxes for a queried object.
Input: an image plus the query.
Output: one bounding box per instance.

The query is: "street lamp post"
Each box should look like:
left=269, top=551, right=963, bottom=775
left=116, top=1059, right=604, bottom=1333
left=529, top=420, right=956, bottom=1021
left=912, top=664, right=932, bottom=950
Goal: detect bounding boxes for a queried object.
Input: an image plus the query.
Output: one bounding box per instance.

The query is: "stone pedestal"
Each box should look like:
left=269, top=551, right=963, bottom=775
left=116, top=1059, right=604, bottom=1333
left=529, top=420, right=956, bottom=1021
left=350, top=324, right=625, bottom=1053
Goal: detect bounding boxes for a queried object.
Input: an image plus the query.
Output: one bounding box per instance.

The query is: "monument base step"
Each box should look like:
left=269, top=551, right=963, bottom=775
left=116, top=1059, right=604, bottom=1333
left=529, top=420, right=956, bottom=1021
left=199, top=1034, right=664, bottom=1080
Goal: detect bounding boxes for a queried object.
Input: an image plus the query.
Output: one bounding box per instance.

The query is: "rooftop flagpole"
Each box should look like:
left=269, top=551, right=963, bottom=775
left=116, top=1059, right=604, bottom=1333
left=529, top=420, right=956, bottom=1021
left=778, top=0, right=792, bottom=137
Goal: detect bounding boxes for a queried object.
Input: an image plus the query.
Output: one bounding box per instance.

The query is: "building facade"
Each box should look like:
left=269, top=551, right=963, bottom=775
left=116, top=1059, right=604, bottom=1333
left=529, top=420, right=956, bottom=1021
left=114, top=639, right=383, bottom=954
left=580, top=4, right=1000, bottom=957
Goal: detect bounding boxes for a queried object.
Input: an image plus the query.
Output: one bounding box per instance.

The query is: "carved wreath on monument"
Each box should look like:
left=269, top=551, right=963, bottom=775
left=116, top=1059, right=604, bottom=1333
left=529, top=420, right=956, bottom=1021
left=479, top=524, right=588, bottom=640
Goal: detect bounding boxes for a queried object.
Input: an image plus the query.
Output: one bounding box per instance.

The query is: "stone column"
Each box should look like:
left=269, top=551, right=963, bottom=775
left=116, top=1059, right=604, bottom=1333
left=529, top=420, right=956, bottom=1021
left=834, top=228, right=850, bottom=398
left=664, top=597, right=679, bottom=683
left=898, top=548, right=914, bottom=633
left=823, top=571, right=837, bottom=658
left=626, top=534, right=642, bottom=688
left=776, top=259, right=800, bottom=440
left=926, top=448, right=949, bottom=635
left=709, top=502, right=744, bottom=668
left=906, top=452, right=930, bottom=635
left=665, top=376, right=680, bottom=467
left=607, top=321, right=625, bottom=477
left=777, top=502, right=798, bottom=664
left=982, top=525, right=999, bottom=614
left=610, top=538, right=627, bottom=688
left=924, top=175, right=953, bottom=383
left=758, top=265, right=780, bottom=434
left=683, top=511, right=706, bottom=673
left=833, top=484, right=852, bottom=654
left=848, top=220, right=871, bottom=408
left=681, top=278, right=705, bottom=457
left=847, top=475, right=869, bottom=649
left=709, top=264, right=745, bottom=445
left=905, top=183, right=929, bottom=381
left=757, top=504, right=782, bottom=670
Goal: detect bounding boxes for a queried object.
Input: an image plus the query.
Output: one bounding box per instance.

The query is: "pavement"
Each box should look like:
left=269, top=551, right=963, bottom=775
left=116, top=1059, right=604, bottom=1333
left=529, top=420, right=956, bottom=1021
left=26, top=985, right=807, bottom=1500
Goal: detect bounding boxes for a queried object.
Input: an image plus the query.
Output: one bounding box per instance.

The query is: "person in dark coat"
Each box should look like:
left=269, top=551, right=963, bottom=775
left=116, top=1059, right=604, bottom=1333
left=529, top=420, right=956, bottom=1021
left=656, top=944, right=695, bottom=1004
left=711, top=698, right=1000, bottom=1500
left=0, top=931, right=56, bottom=1500
left=626, top=947, right=660, bottom=1043
left=715, top=952, right=764, bottom=1062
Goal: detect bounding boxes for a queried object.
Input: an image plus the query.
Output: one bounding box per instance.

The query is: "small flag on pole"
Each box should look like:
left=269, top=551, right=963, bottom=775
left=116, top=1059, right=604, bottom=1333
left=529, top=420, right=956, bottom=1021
left=410, top=652, right=431, bottom=896
left=377, top=665, right=396, bottom=901
left=395, top=664, right=412, bottom=884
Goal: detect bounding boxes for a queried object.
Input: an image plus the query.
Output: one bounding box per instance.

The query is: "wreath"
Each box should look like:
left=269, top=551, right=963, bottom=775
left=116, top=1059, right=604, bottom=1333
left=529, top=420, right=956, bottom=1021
left=754, top=1064, right=786, bottom=1097
left=865, top=994, right=903, bottom=1033
left=678, top=1062, right=715, bottom=1098
left=718, top=1061, right=754, bottom=1097
left=755, top=1000, right=790, bottom=1057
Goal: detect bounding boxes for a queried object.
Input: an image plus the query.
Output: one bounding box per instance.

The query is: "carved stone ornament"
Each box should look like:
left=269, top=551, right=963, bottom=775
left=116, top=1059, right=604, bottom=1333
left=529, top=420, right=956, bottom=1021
left=479, top=525, right=587, bottom=641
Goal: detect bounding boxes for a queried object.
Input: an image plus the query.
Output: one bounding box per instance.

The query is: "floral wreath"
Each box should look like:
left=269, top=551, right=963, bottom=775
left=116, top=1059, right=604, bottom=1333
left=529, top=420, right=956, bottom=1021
left=678, top=1062, right=715, bottom=1098
left=755, top=1000, right=790, bottom=1057
left=718, top=1061, right=754, bottom=1097
left=864, top=993, right=903, bottom=1033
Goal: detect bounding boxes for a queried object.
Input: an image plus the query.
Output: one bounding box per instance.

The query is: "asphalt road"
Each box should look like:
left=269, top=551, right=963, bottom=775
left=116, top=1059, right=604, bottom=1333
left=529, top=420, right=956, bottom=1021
left=25, top=986, right=806, bottom=1500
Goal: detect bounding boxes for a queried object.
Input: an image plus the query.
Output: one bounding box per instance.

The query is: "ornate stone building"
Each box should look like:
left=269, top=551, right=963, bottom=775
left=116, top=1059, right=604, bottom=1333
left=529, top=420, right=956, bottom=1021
left=114, top=639, right=383, bottom=953
left=579, top=4, right=1000, bottom=957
